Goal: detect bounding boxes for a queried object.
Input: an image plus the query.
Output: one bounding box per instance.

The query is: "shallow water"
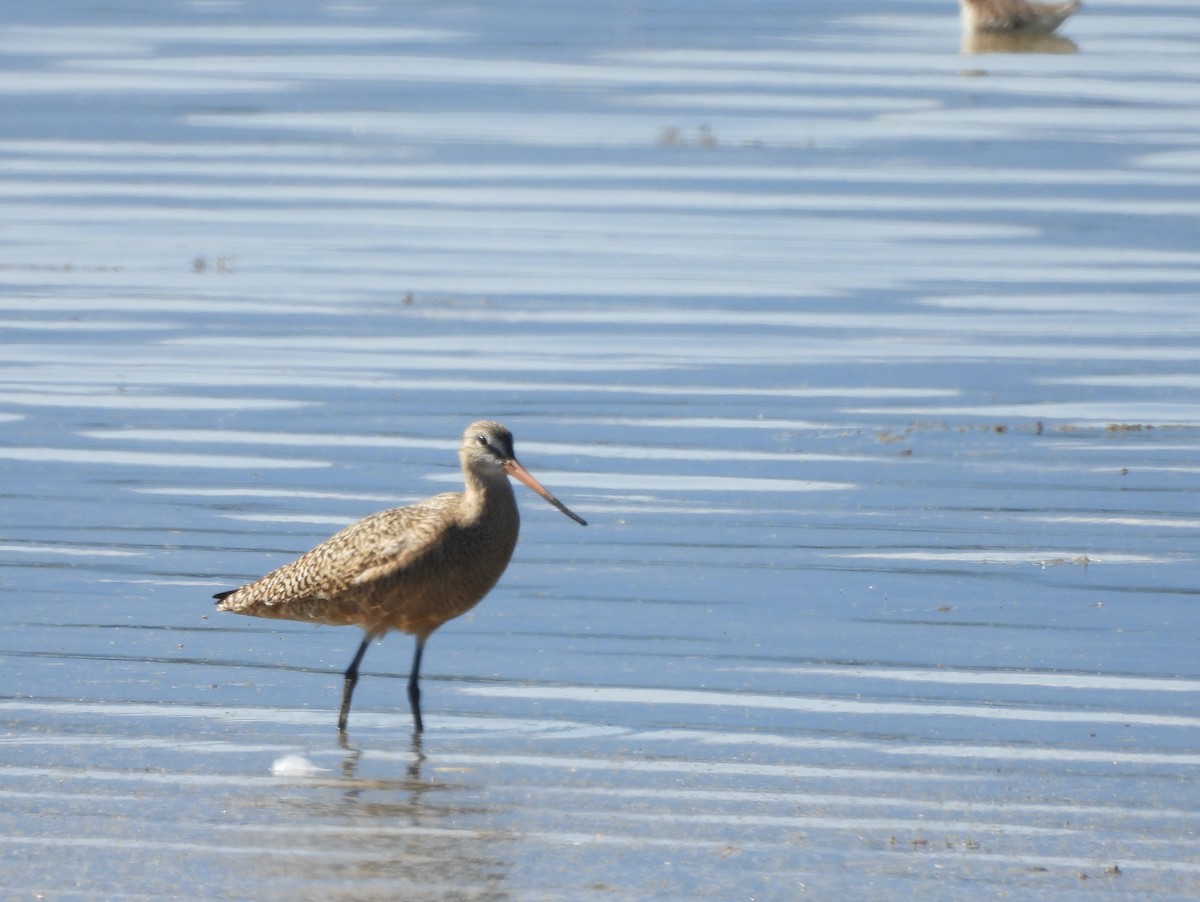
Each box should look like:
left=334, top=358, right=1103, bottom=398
left=2, top=1, right=1200, bottom=898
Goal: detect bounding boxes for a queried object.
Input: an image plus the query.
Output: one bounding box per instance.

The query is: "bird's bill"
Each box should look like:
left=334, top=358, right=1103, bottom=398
left=505, top=459, right=587, bottom=526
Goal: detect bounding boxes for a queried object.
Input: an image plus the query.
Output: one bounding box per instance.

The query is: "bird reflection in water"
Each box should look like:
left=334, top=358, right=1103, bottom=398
left=254, top=734, right=511, bottom=898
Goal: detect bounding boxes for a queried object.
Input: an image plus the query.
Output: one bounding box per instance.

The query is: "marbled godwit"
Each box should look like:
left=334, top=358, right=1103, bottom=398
left=214, top=420, right=586, bottom=734
left=960, top=0, right=1081, bottom=33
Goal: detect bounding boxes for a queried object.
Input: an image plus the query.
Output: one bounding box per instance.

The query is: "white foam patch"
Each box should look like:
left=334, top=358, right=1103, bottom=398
left=269, top=754, right=325, bottom=777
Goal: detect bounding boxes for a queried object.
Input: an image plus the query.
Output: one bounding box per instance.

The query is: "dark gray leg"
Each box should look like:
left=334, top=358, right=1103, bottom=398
left=338, top=634, right=372, bottom=733
left=408, top=635, right=427, bottom=733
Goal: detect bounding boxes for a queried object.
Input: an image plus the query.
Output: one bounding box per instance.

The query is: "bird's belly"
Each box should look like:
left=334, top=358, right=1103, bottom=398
left=359, top=531, right=516, bottom=636
left=370, top=580, right=501, bottom=636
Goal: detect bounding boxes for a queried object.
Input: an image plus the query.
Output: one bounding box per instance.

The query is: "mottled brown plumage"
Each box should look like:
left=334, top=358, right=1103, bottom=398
left=960, top=0, right=1081, bottom=33
left=214, top=420, right=586, bottom=733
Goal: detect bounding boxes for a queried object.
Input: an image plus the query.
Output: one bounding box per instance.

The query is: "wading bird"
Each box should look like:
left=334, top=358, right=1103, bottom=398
left=960, top=0, right=1081, bottom=33
left=214, top=421, right=586, bottom=734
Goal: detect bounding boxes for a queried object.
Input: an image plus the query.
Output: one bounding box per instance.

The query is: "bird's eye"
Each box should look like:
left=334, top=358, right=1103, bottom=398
left=475, top=434, right=489, bottom=446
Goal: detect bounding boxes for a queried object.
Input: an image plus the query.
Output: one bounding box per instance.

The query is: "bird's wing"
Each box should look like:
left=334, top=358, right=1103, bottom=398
left=346, top=507, right=454, bottom=590
left=215, top=495, right=459, bottom=611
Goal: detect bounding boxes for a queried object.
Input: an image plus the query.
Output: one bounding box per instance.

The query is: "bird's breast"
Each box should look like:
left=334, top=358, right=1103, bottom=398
left=368, top=505, right=520, bottom=636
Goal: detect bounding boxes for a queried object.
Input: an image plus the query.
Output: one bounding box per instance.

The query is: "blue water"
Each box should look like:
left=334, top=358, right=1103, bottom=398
left=2, top=1, right=1200, bottom=898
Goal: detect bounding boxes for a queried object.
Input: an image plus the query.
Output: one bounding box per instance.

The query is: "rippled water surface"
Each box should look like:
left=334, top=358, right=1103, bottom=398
left=3, top=1, right=1200, bottom=898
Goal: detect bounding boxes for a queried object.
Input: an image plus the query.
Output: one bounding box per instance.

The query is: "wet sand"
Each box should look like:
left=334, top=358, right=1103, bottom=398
left=2, top=1, right=1200, bottom=898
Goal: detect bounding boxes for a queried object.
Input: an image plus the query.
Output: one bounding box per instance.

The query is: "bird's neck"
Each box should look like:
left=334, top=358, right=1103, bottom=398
left=460, top=467, right=519, bottom=528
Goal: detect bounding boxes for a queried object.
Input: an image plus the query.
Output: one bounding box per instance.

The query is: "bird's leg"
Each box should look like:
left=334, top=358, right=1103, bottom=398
left=339, top=634, right=373, bottom=734
left=408, top=635, right=427, bottom=733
